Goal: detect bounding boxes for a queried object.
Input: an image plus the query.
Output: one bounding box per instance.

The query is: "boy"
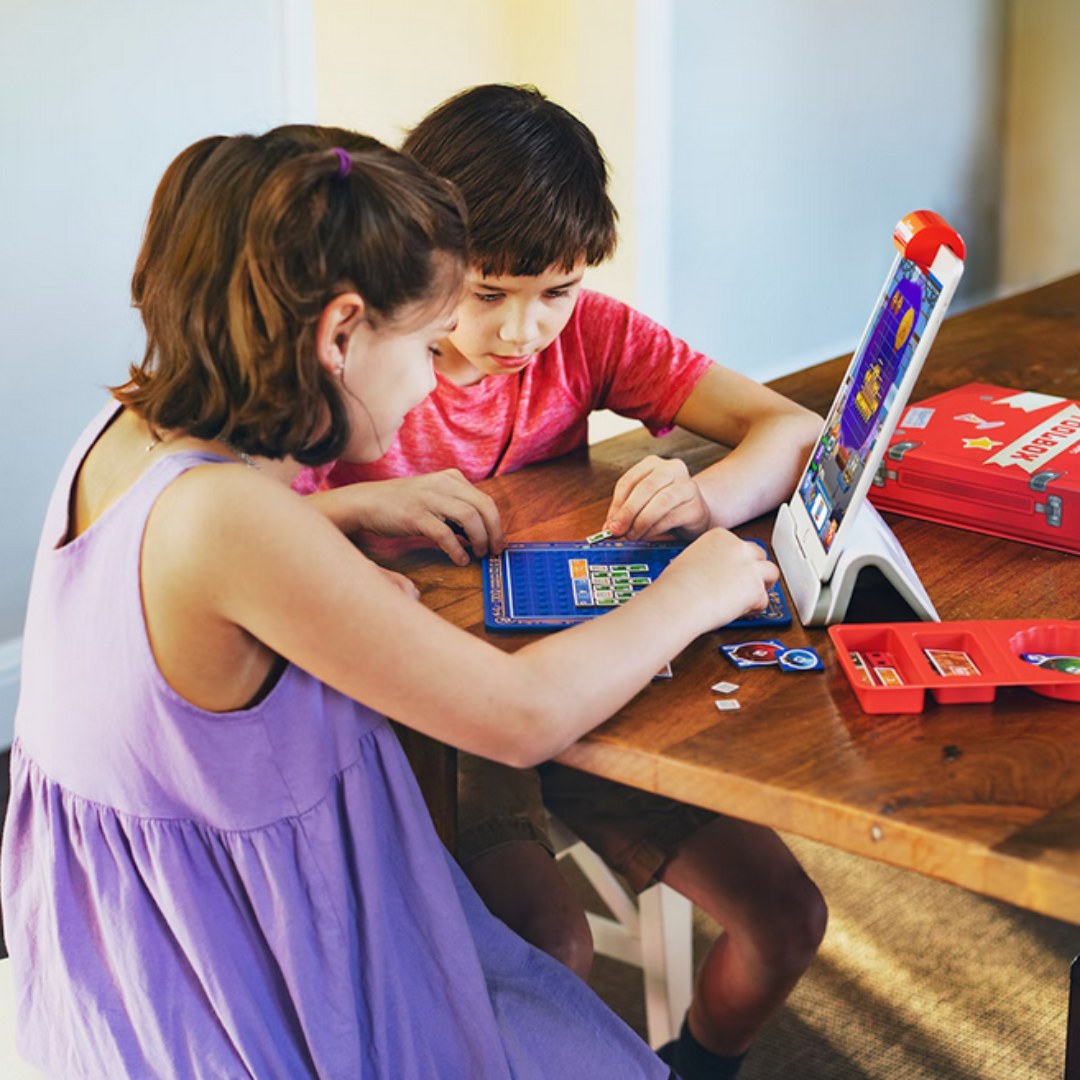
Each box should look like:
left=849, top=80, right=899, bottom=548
left=305, top=85, right=826, bottom=1079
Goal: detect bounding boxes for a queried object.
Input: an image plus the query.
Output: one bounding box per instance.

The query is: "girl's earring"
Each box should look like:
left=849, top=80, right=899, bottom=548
left=337, top=361, right=346, bottom=380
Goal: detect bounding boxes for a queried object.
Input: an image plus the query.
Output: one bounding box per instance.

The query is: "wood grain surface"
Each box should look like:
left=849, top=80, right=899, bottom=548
left=385, top=273, right=1080, bottom=923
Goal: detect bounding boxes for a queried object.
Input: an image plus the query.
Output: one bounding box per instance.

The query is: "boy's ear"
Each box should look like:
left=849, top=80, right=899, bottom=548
left=315, top=292, right=366, bottom=378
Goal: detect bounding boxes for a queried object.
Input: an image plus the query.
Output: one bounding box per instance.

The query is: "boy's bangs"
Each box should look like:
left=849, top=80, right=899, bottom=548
left=473, top=227, right=609, bottom=279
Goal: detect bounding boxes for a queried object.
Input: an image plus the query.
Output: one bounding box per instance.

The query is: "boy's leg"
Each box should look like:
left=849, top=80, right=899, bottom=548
left=539, top=763, right=827, bottom=1057
left=458, top=754, right=594, bottom=979
left=657, top=815, right=827, bottom=1056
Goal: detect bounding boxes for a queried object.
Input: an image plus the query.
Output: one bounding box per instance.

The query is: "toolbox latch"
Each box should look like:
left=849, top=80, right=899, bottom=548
left=889, top=440, right=922, bottom=462
left=875, top=441, right=922, bottom=487
left=1030, top=471, right=1064, bottom=527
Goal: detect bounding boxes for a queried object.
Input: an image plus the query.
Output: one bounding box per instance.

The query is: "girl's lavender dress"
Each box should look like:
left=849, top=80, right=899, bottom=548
left=1, top=406, right=670, bottom=1080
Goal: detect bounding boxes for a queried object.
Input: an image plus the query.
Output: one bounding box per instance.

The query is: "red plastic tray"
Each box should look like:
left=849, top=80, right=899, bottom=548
left=828, top=619, right=1080, bottom=713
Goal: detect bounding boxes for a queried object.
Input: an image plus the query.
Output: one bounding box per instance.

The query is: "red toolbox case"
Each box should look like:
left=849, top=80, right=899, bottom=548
left=869, top=381, right=1080, bottom=554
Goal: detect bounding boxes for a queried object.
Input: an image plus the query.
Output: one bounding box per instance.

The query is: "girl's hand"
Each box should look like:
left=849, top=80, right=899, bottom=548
left=310, top=472, right=506, bottom=566
left=604, top=456, right=712, bottom=541
left=659, top=527, right=779, bottom=629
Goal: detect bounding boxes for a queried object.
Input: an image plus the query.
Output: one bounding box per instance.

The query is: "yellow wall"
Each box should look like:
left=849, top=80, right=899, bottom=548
left=314, top=0, right=637, bottom=305
left=1000, top=0, right=1080, bottom=290
left=316, top=2, right=1080, bottom=310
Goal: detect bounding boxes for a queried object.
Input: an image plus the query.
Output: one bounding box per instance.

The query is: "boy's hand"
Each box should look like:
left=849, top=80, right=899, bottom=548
left=310, top=472, right=505, bottom=566
left=604, top=456, right=711, bottom=541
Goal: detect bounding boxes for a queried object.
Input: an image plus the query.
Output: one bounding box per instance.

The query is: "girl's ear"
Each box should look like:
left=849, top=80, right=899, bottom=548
left=315, top=292, right=366, bottom=379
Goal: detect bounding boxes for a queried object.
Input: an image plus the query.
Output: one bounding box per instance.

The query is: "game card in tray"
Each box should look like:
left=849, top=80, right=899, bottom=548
left=483, top=540, right=792, bottom=631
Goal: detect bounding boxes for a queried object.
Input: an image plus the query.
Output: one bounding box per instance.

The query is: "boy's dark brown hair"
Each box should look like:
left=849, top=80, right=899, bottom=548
left=403, top=83, right=617, bottom=277
left=115, top=128, right=466, bottom=465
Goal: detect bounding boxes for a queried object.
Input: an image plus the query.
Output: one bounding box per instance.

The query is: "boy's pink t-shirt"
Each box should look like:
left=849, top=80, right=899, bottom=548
left=295, top=290, right=715, bottom=492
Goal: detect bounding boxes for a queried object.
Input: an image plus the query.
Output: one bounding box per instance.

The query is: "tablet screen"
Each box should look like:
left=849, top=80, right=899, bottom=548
left=796, top=257, right=945, bottom=552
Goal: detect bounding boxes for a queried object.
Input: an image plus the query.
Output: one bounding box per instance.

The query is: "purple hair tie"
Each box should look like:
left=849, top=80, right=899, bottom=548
left=333, top=147, right=352, bottom=178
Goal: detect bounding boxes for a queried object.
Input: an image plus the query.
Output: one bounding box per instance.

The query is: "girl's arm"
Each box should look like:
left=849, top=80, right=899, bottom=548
left=604, top=364, right=822, bottom=540
left=143, top=464, right=776, bottom=768
left=306, top=471, right=506, bottom=566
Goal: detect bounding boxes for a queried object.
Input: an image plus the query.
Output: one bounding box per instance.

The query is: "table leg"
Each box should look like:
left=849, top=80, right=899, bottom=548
left=392, top=723, right=458, bottom=855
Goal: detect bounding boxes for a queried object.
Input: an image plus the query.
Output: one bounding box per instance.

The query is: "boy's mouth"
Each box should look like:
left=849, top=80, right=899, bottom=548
left=490, top=354, right=534, bottom=371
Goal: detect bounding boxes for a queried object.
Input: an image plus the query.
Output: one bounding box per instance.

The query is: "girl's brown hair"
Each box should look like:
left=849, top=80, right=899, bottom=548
left=131, top=134, right=227, bottom=309
left=116, top=129, right=466, bottom=465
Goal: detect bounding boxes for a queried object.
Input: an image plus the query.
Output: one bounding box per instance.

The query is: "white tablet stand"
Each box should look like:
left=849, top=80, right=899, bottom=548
left=772, top=500, right=939, bottom=627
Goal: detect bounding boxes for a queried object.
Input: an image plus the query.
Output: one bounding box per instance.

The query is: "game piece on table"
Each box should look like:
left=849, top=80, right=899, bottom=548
left=924, top=648, right=981, bottom=677
left=777, top=647, right=824, bottom=672
left=721, top=640, right=785, bottom=668
left=711, top=681, right=739, bottom=694
left=714, top=699, right=741, bottom=712
left=569, top=558, right=592, bottom=608
left=1021, top=653, right=1080, bottom=675
left=586, top=529, right=614, bottom=545
left=861, top=649, right=905, bottom=685
left=849, top=651, right=875, bottom=687
left=872, top=665, right=905, bottom=687
left=653, top=662, right=673, bottom=680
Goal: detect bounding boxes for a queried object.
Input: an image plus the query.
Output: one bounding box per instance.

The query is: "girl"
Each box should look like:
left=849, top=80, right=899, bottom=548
left=1, top=130, right=776, bottom=1079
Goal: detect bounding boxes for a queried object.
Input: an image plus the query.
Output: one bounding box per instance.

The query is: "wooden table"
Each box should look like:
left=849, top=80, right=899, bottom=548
left=389, top=271, right=1080, bottom=929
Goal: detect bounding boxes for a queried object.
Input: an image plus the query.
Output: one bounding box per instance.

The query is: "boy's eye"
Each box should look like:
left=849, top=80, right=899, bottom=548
left=475, top=292, right=503, bottom=303
left=546, top=289, right=572, bottom=300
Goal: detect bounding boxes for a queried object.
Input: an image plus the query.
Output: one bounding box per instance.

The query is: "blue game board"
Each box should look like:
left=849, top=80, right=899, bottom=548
left=483, top=539, right=792, bottom=631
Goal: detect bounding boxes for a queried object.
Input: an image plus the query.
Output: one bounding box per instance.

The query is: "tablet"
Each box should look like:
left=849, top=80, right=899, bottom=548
left=784, top=212, right=965, bottom=583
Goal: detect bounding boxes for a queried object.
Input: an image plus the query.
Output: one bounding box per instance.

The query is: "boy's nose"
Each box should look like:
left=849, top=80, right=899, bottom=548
left=499, top=304, right=539, bottom=349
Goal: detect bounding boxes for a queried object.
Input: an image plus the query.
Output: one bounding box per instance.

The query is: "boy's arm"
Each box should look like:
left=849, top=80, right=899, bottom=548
left=307, top=471, right=506, bottom=566
left=604, top=364, right=821, bottom=540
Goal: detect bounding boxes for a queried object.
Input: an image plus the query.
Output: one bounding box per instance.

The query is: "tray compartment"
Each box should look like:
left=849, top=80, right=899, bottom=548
left=910, top=628, right=998, bottom=705
left=830, top=619, right=1080, bottom=713
left=830, top=626, right=926, bottom=714
left=1007, top=624, right=1080, bottom=702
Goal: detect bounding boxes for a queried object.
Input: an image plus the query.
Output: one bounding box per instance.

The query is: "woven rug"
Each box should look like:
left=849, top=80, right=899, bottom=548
left=577, top=832, right=1077, bottom=1079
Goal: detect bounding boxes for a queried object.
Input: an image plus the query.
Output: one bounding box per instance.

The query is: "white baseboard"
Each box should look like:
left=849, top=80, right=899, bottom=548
left=0, top=637, right=22, bottom=751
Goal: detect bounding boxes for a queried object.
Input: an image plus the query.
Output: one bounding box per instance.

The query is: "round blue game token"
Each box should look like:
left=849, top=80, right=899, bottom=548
left=777, top=647, right=823, bottom=672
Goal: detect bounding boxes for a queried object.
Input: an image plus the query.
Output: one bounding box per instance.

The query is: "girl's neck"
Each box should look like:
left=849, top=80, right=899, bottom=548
left=137, top=411, right=302, bottom=486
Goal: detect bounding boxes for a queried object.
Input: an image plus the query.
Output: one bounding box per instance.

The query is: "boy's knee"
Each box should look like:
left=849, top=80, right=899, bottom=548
left=758, top=870, right=828, bottom=974
left=788, top=872, right=828, bottom=957
left=520, top=904, right=594, bottom=981
left=462, top=841, right=596, bottom=980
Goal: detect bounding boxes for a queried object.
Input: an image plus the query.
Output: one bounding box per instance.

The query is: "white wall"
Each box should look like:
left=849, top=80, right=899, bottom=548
left=0, top=0, right=308, bottom=746
left=664, top=0, right=1008, bottom=385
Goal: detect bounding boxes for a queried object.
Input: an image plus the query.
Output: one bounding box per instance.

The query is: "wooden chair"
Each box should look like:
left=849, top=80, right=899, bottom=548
left=548, top=815, right=694, bottom=1048
left=0, top=958, right=50, bottom=1080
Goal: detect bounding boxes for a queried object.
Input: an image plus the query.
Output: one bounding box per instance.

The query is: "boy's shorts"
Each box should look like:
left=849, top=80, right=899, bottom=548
left=457, top=753, right=717, bottom=894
